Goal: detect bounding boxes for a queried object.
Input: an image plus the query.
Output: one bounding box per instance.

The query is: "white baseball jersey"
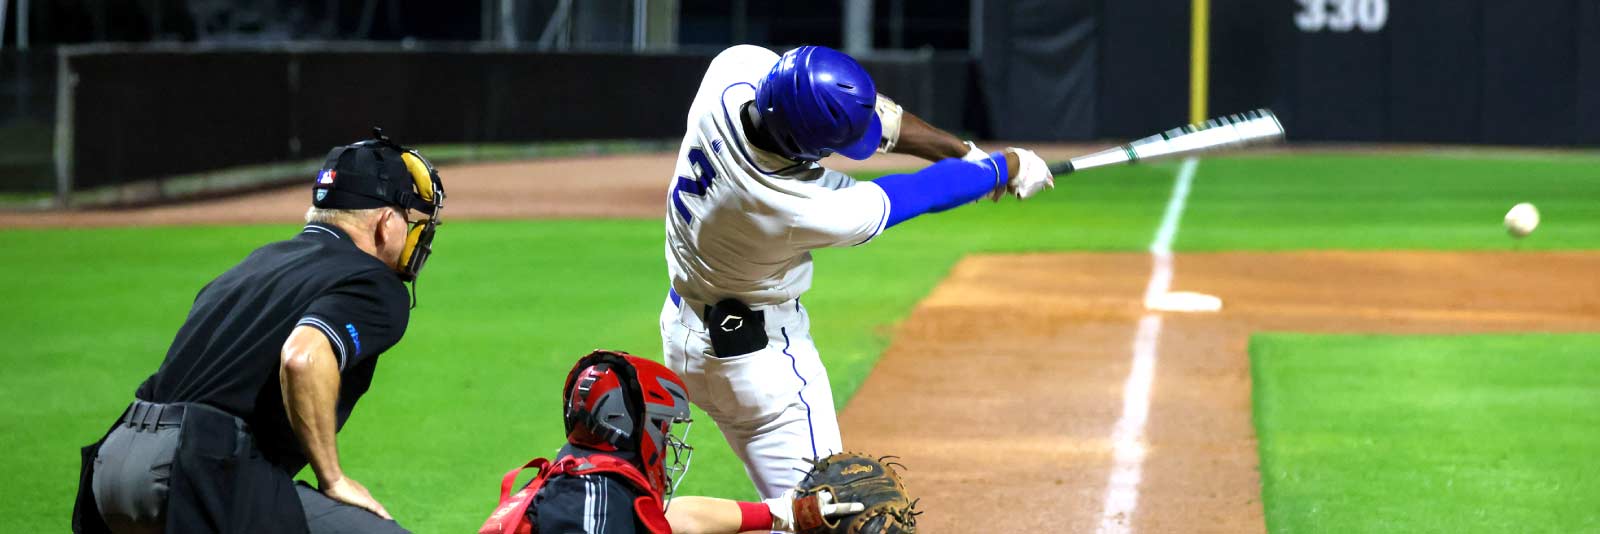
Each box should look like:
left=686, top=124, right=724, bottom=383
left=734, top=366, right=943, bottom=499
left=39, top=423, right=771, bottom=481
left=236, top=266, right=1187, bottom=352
left=664, top=45, right=891, bottom=309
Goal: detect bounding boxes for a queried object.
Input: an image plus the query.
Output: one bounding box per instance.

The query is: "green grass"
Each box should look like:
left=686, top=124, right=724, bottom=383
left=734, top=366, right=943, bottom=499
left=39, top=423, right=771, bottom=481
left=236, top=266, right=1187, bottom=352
left=1252, top=333, right=1600, bottom=533
left=0, top=161, right=1175, bottom=531
left=1181, top=154, right=1600, bottom=251
left=4, top=152, right=1599, bottom=531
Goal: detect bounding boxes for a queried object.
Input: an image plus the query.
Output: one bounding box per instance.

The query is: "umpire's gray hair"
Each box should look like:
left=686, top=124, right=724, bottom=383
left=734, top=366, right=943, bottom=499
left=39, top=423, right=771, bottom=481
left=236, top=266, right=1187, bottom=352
left=304, top=207, right=385, bottom=227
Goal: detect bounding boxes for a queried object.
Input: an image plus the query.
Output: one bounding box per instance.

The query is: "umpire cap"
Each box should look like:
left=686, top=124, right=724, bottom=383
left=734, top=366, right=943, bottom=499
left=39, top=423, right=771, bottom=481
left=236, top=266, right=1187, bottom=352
left=312, top=128, right=442, bottom=218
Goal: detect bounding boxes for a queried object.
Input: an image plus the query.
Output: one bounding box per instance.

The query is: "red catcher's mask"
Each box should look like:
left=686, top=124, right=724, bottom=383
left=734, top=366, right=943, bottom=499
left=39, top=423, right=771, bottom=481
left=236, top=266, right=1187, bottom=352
left=562, top=350, right=694, bottom=499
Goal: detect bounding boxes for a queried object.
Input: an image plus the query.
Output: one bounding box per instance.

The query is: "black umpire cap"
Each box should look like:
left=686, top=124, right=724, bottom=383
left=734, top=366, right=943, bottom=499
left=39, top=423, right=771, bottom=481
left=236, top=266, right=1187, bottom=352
left=311, top=128, right=446, bottom=283
left=312, top=128, right=443, bottom=218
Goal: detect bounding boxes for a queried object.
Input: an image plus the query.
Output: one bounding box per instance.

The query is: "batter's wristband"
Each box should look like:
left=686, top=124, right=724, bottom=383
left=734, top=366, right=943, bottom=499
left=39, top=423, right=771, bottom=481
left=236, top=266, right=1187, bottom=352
left=987, top=151, right=1008, bottom=192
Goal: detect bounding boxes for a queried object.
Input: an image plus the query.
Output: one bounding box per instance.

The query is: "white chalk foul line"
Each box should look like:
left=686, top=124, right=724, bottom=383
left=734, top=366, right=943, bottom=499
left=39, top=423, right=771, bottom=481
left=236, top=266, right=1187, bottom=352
left=1096, top=157, right=1199, bottom=534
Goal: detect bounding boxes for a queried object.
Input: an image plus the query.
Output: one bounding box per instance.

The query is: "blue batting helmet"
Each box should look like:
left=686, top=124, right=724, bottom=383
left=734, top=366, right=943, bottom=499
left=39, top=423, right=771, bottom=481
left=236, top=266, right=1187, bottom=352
left=755, top=46, right=882, bottom=161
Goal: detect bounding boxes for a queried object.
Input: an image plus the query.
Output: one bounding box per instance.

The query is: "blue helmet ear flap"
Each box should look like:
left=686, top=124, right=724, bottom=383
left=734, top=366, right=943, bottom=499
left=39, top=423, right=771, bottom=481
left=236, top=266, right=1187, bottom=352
left=836, top=109, right=883, bottom=160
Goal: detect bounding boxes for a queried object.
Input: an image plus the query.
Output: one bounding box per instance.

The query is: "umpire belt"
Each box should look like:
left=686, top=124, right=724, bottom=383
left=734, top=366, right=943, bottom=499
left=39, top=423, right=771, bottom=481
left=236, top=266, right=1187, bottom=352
left=118, top=400, right=187, bottom=431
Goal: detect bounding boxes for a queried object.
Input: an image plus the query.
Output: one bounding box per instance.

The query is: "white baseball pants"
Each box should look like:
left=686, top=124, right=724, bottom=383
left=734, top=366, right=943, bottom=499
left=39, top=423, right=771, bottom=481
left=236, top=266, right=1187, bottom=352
left=659, top=292, right=843, bottom=499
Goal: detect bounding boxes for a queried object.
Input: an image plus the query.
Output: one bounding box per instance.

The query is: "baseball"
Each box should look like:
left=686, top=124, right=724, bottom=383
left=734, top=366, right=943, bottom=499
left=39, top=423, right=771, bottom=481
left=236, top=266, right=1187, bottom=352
left=1504, top=202, right=1540, bottom=238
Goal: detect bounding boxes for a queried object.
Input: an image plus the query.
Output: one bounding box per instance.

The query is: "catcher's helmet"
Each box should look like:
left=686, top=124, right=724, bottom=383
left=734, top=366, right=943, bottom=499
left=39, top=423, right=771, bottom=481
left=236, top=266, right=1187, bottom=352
left=563, top=350, right=693, bottom=498
left=755, top=45, right=882, bottom=162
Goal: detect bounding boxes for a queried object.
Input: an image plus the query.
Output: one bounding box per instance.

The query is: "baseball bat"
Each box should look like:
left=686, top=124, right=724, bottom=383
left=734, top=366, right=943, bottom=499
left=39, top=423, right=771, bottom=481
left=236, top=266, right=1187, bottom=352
left=1047, top=109, right=1285, bottom=175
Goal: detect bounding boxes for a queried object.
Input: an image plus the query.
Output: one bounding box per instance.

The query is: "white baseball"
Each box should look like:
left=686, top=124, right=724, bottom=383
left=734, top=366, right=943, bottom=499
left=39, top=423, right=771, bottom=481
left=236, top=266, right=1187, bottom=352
left=1504, top=202, right=1540, bottom=238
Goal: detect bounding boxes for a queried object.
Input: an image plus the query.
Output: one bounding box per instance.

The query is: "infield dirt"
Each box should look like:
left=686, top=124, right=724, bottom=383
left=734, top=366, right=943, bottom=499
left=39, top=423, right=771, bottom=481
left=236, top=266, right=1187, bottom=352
left=838, top=251, right=1600, bottom=533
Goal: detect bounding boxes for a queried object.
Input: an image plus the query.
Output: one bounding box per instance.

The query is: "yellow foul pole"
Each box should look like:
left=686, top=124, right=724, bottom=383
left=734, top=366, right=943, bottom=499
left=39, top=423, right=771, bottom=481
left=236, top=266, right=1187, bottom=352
left=1190, top=0, right=1210, bottom=124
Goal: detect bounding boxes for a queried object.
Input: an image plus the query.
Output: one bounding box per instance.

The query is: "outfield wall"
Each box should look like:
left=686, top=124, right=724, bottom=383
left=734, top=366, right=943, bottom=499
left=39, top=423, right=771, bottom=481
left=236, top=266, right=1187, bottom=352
left=978, top=0, right=1600, bottom=144
left=1208, top=0, right=1600, bottom=146
left=34, top=1, right=1600, bottom=200
left=53, top=45, right=969, bottom=196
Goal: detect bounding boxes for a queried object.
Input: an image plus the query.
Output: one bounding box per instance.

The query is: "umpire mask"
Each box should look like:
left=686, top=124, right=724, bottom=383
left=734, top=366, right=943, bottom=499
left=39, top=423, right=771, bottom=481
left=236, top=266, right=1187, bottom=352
left=312, top=128, right=447, bottom=298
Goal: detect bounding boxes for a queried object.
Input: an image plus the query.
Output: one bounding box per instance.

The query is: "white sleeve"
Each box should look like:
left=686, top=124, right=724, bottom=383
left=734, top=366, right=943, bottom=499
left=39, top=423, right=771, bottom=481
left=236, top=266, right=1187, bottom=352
left=693, top=46, right=779, bottom=107
left=786, top=182, right=891, bottom=249
left=813, top=169, right=859, bottom=191
left=710, top=45, right=780, bottom=76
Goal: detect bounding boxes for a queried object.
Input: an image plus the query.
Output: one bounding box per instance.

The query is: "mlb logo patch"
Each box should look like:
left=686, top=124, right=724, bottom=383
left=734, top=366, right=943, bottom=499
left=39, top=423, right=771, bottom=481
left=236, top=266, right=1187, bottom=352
left=317, top=170, right=337, bottom=185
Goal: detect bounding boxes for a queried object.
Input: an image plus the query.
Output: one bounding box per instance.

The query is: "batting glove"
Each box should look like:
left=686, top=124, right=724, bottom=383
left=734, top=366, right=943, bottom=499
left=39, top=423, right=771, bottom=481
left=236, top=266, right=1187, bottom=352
left=1006, top=147, right=1055, bottom=200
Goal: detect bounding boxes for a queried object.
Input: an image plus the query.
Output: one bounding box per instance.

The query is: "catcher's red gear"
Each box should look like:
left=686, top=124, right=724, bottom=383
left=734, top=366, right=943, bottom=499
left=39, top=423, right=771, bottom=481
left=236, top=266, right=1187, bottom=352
left=477, top=452, right=671, bottom=534
left=562, top=350, right=693, bottom=498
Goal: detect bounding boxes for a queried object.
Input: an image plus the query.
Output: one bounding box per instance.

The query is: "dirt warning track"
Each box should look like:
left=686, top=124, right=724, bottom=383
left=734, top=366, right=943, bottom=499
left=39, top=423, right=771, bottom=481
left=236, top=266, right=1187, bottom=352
left=0, top=146, right=1107, bottom=229
left=838, top=251, right=1600, bottom=533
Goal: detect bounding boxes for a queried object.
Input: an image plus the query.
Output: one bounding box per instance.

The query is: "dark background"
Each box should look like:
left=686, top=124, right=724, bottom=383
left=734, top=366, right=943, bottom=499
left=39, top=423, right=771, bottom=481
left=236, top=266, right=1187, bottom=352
left=4, top=0, right=1597, bottom=194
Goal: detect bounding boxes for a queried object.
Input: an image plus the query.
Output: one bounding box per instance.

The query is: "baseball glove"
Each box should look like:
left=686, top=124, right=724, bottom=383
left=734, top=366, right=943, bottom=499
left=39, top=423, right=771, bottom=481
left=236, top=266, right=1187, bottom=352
left=792, top=453, right=917, bottom=534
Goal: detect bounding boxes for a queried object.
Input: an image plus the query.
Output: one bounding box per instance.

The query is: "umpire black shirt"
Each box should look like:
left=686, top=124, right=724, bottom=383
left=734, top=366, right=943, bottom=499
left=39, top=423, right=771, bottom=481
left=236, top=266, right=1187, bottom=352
left=134, top=223, right=411, bottom=474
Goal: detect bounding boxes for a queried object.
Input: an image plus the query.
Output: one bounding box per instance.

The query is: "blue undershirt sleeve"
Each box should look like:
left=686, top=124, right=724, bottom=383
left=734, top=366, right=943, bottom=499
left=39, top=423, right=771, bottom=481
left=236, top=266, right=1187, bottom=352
left=877, top=153, right=1005, bottom=228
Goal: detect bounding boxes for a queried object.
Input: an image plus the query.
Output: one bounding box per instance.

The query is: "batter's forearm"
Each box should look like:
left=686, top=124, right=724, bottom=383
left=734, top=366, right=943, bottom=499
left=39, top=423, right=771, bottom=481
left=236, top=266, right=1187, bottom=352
left=890, top=111, right=971, bottom=163
left=280, top=325, right=345, bottom=486
left=877, top=151, right=1018, bottom=227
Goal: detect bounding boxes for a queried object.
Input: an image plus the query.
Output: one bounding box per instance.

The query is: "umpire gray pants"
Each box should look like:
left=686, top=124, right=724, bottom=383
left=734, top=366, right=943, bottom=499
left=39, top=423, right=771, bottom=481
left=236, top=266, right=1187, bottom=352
left=92, top=405, right=410, bottom=534
left=297, top=483, right=411, bottom=534
left=91, top=414, right=181, bottom=534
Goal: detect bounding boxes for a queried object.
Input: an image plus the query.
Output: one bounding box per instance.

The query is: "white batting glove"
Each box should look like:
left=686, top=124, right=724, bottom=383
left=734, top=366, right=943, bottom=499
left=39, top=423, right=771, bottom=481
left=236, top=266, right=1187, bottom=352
left=875, top=94, right=905, bottom=154
left=1005, top=147, right=1055, bottom=200
left=960, top=140, right=989, bottom=163
left=766, top=489, right=866, bottom=532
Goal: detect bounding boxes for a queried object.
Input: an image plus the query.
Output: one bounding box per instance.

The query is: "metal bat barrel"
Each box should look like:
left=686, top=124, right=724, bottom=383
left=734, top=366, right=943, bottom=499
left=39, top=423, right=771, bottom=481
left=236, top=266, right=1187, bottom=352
left=1050, top=109, right=1284, bottom=174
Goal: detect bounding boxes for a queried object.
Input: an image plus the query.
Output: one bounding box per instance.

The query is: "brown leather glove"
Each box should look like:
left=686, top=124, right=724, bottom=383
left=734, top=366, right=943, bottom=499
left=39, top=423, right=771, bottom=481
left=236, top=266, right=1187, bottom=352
left=791, top=453, right=918, bottom=534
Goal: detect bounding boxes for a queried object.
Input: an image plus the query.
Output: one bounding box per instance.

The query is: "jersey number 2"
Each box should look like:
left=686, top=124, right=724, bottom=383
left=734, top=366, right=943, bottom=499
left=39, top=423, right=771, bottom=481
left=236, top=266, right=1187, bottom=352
left=672, top=148, right=717, bottom=223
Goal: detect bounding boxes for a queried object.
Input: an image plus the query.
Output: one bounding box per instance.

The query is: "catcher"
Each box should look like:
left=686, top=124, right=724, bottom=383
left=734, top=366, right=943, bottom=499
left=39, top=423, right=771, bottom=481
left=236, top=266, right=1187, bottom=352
left=479, top=350, right=915, bottom=534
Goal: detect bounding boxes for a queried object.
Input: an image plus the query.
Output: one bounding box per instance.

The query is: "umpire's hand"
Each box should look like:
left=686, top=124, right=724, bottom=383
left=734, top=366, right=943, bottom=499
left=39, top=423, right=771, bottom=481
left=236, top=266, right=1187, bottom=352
left=323, top=476, right=393, bottom=520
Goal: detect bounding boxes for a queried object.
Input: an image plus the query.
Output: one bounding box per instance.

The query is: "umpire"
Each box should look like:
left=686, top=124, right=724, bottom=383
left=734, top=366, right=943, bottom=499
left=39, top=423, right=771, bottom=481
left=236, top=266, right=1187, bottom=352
left=71, top=129, right=446, bottom=534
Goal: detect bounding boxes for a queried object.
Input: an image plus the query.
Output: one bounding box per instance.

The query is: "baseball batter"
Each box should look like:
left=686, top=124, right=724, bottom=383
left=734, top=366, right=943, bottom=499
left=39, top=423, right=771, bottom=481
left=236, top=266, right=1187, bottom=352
left=659, top=44, right=1055, bottom=498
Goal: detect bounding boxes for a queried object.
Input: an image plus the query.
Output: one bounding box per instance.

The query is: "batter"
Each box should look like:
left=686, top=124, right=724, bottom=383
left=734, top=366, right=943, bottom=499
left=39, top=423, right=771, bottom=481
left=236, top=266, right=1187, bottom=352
left=659, top=44, right=1055, bottom=498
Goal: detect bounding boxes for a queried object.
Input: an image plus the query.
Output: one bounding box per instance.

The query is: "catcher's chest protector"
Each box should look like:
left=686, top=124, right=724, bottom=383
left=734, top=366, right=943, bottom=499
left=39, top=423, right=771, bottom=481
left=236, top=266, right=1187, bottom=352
left=478, top=453, right=672, bottom=534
